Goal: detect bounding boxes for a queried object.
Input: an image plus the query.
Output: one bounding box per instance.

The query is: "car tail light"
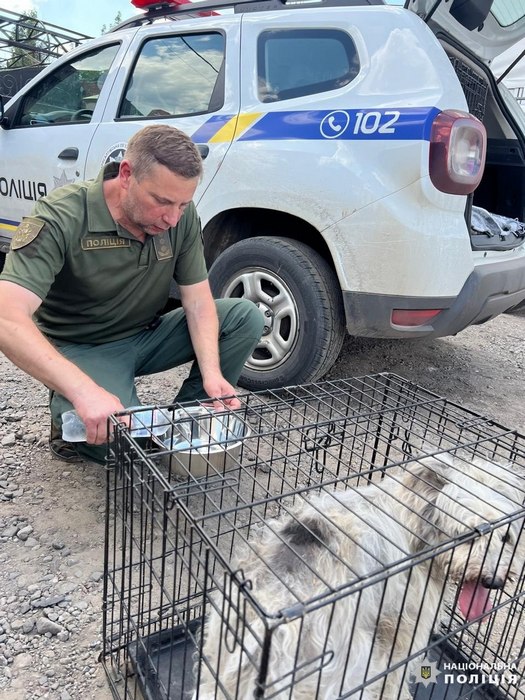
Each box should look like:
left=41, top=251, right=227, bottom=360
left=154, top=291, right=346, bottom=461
left=429, top=110, right=486, bottom=195
left=391, top=309, right=442, bottom=327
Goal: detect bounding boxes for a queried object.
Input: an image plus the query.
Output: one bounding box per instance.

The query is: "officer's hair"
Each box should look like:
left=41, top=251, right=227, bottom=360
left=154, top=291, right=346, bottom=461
left=126, top=124, right=203, bottom=181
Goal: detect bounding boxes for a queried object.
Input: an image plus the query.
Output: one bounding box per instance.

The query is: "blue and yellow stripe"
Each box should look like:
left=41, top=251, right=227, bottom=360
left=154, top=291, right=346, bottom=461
left=192, top=107, right=440, bottom=143
left=0, top=217, right=18, bottom=235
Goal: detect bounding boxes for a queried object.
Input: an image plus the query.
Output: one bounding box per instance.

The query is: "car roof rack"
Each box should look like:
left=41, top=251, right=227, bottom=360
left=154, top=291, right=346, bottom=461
left=113, top=0, right=384, bottom=31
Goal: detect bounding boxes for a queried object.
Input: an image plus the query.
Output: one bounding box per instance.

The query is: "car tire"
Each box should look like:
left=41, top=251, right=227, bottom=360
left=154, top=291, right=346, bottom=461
left=209, top=236, right=345, bottom=390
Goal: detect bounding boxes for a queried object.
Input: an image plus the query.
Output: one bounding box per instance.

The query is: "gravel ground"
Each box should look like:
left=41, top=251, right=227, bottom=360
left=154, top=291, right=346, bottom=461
left=0, top=307, right=523, bottom=700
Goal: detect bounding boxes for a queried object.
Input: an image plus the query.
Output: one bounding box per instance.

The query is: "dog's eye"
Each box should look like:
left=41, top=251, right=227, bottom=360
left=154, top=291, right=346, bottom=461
left=501, top=530, right=513, bottom=545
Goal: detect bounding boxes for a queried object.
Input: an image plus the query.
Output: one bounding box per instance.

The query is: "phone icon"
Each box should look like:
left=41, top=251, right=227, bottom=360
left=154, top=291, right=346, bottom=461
left=328, top=116, right=343, bottom=132
left=320, top=111, right=349, bottom=139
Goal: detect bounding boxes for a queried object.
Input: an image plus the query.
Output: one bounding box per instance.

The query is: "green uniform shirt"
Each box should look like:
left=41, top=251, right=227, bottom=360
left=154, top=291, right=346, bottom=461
left=0, top=163, right=208, bottom=344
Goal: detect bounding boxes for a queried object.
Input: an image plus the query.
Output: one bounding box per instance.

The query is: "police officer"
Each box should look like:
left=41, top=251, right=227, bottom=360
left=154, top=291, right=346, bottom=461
left=0, top=124, right=264, bottom=464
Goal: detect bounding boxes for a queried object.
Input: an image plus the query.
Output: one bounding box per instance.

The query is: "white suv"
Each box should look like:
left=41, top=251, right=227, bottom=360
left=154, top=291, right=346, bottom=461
left=1, top=0, right=524, bottom=390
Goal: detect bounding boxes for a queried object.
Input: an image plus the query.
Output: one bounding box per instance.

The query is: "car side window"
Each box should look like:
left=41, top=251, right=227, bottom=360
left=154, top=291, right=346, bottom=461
left=119, top=33, right=225, bottom=119
left=257, top=29, right=359, bottom=103
left=16, top=44, right=120, bottom=127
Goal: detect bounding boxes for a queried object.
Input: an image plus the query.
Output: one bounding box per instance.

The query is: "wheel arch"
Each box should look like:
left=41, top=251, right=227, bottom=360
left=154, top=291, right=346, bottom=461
left=203, top=208, right=336, bottom=272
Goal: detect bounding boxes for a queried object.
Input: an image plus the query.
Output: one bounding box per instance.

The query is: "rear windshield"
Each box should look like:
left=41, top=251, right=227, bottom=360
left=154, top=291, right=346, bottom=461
left=491, top=0, right=525, bottom=27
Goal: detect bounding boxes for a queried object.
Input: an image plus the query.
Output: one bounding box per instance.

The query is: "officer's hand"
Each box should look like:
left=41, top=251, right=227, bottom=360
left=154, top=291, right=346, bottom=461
left=203, top=375, right=241, bottom=411
left=73, top=388, right=125, bottom=445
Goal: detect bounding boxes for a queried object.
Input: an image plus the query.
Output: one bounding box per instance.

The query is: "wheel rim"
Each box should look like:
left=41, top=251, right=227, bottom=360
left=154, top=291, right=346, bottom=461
left=222, top=267, right=299, bottom=372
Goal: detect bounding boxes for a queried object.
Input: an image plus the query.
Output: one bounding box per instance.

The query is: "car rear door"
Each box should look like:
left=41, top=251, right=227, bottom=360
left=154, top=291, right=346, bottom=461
left=85, top=15, right=241, bottom=207
left=406, top=0, right=525, bottom=63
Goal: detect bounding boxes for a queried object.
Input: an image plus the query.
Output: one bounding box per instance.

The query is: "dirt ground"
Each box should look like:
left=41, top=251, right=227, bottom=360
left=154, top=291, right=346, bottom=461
left=0, top=307, right=523, bottom=700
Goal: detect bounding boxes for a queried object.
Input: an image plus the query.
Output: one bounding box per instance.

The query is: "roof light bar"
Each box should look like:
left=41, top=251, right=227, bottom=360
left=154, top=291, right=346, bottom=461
left=132, top=0, right=187, bottom=8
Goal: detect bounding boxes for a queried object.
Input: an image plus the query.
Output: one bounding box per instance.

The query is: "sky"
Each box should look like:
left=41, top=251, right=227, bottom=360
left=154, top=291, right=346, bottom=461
left=8, top=0, right=405, bottom=39
left=7, top=0, right=143, bottom=38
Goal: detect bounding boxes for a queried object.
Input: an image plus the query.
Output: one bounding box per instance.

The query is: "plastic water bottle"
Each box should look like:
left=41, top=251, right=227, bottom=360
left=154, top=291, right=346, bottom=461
left=127, top=407, right=171, bottom=437
left=61, top=410, right=87, bottom=442
left=61, top=407, right=170, bottom=442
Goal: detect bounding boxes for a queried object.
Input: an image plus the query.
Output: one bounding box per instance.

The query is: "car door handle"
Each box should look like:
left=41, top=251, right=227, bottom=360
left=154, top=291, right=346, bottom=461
left=197, top=144, right=209, bottom=160
left=58, top=147, right=79, bottom=160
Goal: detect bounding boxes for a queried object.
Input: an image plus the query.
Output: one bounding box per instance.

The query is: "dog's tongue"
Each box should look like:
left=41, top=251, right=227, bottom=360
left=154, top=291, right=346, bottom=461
left=458, top=581, right=492, bottom=621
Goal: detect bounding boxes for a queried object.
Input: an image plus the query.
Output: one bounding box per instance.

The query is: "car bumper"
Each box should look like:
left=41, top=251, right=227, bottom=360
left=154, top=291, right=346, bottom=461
left=343, top=254, right=525, bottom=338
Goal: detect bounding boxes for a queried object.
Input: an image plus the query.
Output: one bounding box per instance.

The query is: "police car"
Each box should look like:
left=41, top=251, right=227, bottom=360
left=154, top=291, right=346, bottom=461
left=0, top=0, right=524, bottom=390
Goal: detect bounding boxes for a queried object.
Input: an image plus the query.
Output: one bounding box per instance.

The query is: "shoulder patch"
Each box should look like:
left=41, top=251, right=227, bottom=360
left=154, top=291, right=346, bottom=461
left=11, top=217, right=45, bottom=250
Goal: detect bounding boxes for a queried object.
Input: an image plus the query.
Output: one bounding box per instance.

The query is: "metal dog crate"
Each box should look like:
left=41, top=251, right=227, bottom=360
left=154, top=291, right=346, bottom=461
left=102, top=373, right=525, bottom=700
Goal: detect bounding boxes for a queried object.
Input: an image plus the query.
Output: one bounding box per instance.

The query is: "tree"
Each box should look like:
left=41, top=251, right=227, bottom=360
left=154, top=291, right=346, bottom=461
left=101, top=11, right=123, bottom=34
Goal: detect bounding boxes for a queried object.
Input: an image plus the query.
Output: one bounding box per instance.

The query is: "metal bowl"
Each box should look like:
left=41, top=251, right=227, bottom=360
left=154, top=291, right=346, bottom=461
left=158, top=406, right=250, bottom=478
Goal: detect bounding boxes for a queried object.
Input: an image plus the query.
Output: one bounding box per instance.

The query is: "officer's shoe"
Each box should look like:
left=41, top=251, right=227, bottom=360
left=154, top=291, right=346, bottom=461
left=49, top=420, right=83, bottom=463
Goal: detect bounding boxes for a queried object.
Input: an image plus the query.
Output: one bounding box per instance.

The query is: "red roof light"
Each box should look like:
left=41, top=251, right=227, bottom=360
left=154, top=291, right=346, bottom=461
left=131, top=0, right=217, bottom=16
left=131, top=0, right=191, bottom=8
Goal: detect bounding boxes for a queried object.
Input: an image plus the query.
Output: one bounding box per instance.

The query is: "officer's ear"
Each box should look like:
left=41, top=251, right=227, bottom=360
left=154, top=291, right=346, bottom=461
left=119, top=160, right=133, bottom=189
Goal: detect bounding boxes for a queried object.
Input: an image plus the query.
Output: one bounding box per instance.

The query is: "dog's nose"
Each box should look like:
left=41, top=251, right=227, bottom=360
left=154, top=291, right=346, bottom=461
left=482, top=575, right=505, bottom=589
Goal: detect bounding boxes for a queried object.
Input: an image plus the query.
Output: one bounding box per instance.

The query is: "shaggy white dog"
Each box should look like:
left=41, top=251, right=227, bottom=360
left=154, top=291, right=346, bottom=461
left=195, top=454, right=524, bottom=700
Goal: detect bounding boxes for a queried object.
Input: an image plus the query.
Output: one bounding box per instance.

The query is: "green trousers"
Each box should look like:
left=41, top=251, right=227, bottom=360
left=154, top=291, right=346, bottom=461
left=50, top=298, right=263, bottom=464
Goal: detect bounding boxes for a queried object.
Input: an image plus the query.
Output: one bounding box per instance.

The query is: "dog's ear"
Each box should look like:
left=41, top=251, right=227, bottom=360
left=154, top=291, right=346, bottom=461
left=400, top=457, right=450, bottom=550
left=471, top=457, right=524, bottom=506
left=406, top=454, right=452, bottom=487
